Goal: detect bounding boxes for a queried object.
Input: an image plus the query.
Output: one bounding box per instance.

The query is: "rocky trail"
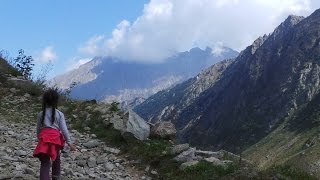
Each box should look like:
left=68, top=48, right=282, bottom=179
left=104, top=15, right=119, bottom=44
left=0, top=117, right=149, bottom=180
left=0, top=86, right=149, bottom=180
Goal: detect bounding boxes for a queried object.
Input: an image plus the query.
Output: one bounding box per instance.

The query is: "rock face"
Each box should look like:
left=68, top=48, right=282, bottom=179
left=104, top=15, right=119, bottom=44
left=126, top=110, right=150, bottom=141
left=135, top=9, right=320, bottom=152
left=51, top=47, right=238, bottom=107
left=151, top=121, right=177, bottom=139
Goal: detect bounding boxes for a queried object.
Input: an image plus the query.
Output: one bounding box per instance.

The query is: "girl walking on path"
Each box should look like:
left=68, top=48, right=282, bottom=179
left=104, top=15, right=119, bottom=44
left=33, top=89, right=76, bottom=180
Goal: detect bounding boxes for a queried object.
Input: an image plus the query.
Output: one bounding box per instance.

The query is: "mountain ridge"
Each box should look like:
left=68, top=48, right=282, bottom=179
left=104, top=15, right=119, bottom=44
left=52, top=46, right=238, bottom=106
left=135, top=10, right=320, bottom=154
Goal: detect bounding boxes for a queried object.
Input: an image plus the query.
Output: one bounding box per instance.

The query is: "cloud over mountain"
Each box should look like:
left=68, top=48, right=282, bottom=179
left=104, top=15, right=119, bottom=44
left=79, top=0, right=320, bottom=62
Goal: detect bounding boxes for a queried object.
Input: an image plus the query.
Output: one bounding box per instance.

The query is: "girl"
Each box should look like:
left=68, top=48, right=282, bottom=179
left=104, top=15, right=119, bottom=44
left=33, top=88, right=76, bottom=180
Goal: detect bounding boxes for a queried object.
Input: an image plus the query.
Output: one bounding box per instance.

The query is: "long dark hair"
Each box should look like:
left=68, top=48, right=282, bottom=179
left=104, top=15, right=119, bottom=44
left=41, top=88, right=59, bottom=125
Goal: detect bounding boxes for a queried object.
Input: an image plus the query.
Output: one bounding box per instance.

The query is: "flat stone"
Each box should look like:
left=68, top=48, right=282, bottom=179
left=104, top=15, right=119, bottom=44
left=169, top=144, right=190, bottom=155
left=24, top=168, right=35, bottom=175
left=174, top=148, right=196, bottom=162
left=180, top=160, right=199, bottom=170
left=97, top=156, right=108, bottom=164
left=204, top=157, right=225, bottom=166
left=104, top=147, right=120, bottom=154
left=16, top=134, right=29, bottom=141
left=87, top=157, right=97, bottom=168
left=77, top=160, right=87, bottom=167
left=15, top=150, right=27, bottom=157
left=83, top=140, right=100, bottom=148
left=104, top=162, right=115, bottom=171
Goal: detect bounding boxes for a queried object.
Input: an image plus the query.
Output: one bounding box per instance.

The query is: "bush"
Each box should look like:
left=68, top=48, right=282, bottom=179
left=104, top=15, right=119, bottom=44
left=12, top=49, right=34, bottom=79
left=110, top=101, right=120, bottom=112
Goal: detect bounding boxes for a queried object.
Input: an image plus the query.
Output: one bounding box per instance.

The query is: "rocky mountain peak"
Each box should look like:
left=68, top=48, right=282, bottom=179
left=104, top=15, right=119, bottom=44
left=271, top=15, right=304, bottom=39
left=250, top=34, right=269, bottom=54
left=284, top=15, right=305, bottom=26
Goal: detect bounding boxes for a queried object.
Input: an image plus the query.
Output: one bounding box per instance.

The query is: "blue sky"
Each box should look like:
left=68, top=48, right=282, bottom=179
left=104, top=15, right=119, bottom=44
left=1, top=0, right=319, bottom=79
left=0, top=0, right=148, bottom=78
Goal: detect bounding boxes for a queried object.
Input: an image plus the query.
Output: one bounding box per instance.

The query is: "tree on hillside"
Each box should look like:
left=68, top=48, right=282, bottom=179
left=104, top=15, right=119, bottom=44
left=13, top=49, right=34, bottom=79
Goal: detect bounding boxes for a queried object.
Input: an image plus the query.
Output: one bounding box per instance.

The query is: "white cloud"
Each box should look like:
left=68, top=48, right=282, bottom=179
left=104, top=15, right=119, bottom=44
left=80, top=0, right=320, bottom=62
left=36, top=46, right=57, bottom=63
left=79, top=35, right=105, bottom=56
left=66, top=57, right=91, bottom=71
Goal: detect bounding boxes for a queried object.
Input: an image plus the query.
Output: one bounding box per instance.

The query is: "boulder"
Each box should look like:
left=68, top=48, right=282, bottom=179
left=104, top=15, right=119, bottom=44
left=174, top=148, right=196, bottom=162
left=125, top=110, right=150, bottom=140
left=169, top=144, right=190, bottom=155
left=110, top=115, right=126, bottom=131
left=151, top=121, right=176, bottom=139
left=204, top=157, right=225, bottom=166
left=195, top=150, right=222, bottom=158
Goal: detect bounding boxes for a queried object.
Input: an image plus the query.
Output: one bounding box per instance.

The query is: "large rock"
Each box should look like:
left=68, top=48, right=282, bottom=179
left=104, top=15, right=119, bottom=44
left=151, top=121, right=176, bottom=139
left=109, top=110, right=150, bottom=140
left=125, top=110, right=150, bottom=141
left=110, top=115, right=126, bottom=131
left=83, top=140, right=100, bottom=148
left=204, top=157, right=225, bottom=167
left=180, top=160, right=199, bottom=170
left=195, top=150, right=222, bottom=158
left=169, top=144, right=190, bottom=155
left=174, top=148, right=196, bottom=162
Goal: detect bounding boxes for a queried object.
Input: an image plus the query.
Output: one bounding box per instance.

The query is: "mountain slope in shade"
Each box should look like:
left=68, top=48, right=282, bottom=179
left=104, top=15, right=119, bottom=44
left=135, top=10, right=320, bottom=154
left=52, top=47, right=238, bottom=105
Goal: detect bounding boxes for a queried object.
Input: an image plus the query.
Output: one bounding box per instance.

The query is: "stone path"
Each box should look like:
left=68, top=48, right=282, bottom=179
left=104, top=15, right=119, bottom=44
left=0, top=118, right=147, bottom=180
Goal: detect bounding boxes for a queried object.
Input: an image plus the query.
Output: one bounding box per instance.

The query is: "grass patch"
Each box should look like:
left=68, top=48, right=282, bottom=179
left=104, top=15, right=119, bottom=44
left=0, top=58, right=21, bottom=76
left=158, top=160, right=239, bottom=180
left=264, top=165, right=317, bottom=180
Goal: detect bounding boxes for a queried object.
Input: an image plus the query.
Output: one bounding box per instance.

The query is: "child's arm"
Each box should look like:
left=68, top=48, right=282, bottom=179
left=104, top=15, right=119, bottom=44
left=36, top=113, right=42, bottom=139
left=58, top=112, right=72, bottom=145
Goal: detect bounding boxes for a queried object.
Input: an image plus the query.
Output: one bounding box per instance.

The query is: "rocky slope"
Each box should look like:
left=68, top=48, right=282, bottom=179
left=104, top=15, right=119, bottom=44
left=0, top=84, right=149, bottom=179
left=1, top=58, right=317, bottom=179
left=135, top=9, right=320, bottom=155
left=0, top=66, right=258, bottom=180
left=51, top=47, right=238, bottom=107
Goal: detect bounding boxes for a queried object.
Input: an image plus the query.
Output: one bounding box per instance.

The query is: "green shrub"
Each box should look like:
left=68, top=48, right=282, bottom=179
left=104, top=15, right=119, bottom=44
left=12, top=49, right=34, bottom=79
left=110, top=101, right=120, bottom=112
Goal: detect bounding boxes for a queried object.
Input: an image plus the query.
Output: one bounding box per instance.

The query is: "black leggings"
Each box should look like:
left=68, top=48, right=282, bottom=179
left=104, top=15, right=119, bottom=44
left=39, top=152, right=61, bottom=180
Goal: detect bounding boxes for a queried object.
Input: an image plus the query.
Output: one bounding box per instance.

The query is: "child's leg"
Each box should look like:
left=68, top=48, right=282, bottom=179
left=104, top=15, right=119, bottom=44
left=52, top=151, right=61, bottom=179
left=39, top=155, right=51, bottom=180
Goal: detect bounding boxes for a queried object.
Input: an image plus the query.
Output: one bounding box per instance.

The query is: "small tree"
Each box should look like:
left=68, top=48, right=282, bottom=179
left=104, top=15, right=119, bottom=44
left=14, top=49, right=34, bottom=79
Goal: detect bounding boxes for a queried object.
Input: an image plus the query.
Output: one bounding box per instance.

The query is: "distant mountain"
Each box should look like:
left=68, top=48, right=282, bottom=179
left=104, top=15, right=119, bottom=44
left=135, top=10, right=320, bottom=154
left=52, top=47, right=238, bottom=107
